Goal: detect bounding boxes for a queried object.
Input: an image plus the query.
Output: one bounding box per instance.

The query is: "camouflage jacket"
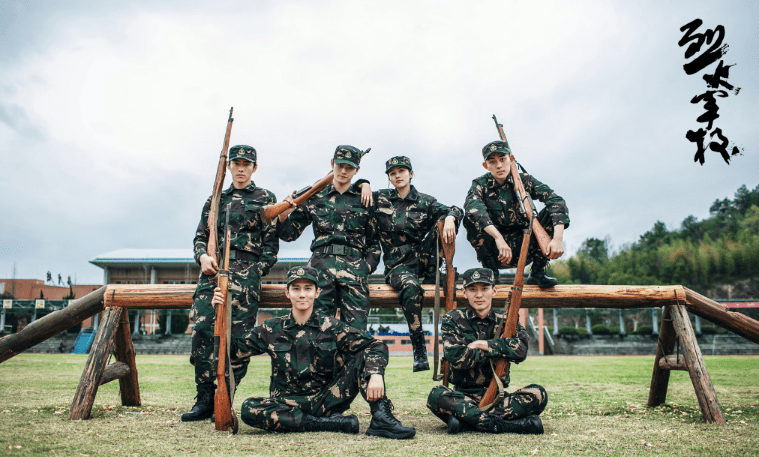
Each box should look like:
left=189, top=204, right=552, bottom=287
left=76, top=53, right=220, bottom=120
left=277, top=182, right=381, bottom=272
left=464, top=172, right=570, bottom=233
left=373, top=186, right=463, bottom=272
left=193, top=182, right=279, bottom=277
left=442, top=306, right=528, bottom=394
left=240, top=311, right=389, bottom=398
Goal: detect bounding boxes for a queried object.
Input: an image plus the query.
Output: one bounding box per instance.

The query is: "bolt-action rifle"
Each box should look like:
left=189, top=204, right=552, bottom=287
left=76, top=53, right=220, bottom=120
left=260, top=171, right=334, bottom=222
left=433, top=220, right=457, bottom=385
left=478, top=115, right=535, bottom=410
left=207, top=107, right=235, bottom=267
left=213, top=206, right=238, bottom=433
left=491, top=115, right=552, bottom=257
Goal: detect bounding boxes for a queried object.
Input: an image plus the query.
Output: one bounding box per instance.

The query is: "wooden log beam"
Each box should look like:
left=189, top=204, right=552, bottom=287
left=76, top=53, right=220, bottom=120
left=68, top=307, right=123, bottom=421
left=103, top=284, right=687, bottom=310
left=669, top=304, right=725, bottom=424
left=683, top=287, right=759, bottom=346
left=658, top=355, right=688, bottom=371
left=99, top=362, right=130, bottom=386
left=648, top=306, right=677, bottom=407
left=0, top=287, right=106, bottom=363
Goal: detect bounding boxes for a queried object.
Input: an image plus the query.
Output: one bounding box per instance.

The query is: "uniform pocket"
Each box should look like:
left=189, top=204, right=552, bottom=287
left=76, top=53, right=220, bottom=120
left=309, top=340, right=337, bottom=374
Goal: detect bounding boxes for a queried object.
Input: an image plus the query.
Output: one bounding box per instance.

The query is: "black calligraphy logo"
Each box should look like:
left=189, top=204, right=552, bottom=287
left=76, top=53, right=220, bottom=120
left=679, top=19, right=743, bottom=165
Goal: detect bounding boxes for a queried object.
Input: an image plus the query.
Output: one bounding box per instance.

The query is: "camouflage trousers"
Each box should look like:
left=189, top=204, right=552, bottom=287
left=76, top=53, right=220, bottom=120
left=240, top=351, right=372, bottom=432
left=189, top=260, right=261, bottom=386
left=308, top=252, right=370, bottom=331
left=463, top=208, right=554, bottom=272
left=427, top=384, right=548, bottom=431
left=385, top=223, right=441, bottom=333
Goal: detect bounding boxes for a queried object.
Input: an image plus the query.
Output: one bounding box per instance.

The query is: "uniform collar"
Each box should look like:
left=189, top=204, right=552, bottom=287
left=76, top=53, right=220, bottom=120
left=464, top=305, right=497, bottom=323
left=388, top=185, right=419, bottom=202
left=325, top=182, right=360, bottom=196
left=285, top=310, right=321, bottom=329
left=485, top=173, right=512, bottom=190
left=224, top=181, right=257, bottom=194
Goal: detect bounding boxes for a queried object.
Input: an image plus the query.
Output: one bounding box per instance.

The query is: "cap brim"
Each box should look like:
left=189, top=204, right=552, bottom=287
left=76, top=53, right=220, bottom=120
left=333, top=159, right=358, bottom=167
left=463, top=280, right=495, bottom=288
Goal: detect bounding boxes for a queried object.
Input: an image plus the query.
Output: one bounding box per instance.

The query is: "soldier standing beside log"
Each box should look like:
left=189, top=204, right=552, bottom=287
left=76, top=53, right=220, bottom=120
left=277, top=146, right=380, bottom=331
left=427, top=268, right=546, bottom=434
left=359, top=156, right=462, bottom=372
left=181, top=145, right=280, bottom=422
left=464, top=140, right=569, bottom=286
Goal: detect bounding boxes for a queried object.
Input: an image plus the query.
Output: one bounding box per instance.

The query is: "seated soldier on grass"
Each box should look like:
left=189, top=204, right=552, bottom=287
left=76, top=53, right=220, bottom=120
left=427, top=268, right=547, bottom=435
left=209, top=266, right=415, bottom=439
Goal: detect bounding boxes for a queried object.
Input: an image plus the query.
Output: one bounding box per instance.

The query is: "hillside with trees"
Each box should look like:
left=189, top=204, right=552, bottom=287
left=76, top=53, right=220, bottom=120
left=549, top=184, right=759, bottom=300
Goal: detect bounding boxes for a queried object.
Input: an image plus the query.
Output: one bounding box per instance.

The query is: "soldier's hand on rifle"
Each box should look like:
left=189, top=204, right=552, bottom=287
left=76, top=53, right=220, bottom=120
left=210, top=287, right=224, bottom=308
left=545, top=224, right=565, bottom=259
left=277, top=195, right=297, bottom=222
left=358, top=182, right=373, bottom=207
left=467, top=340, right=492, bottom=352
left=367, top=374, right=385, bottom=401
left=442, top=216, right=457, bottom=244
left=200, top=254, right=219, bottom=275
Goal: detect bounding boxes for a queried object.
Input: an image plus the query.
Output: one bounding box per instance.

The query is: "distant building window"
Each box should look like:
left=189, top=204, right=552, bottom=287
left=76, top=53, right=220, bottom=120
left=401, top=339, right=412, bottom=345
left=115, top=281, right=138, bottom=284
left=163, top=281, right=195, bottom=284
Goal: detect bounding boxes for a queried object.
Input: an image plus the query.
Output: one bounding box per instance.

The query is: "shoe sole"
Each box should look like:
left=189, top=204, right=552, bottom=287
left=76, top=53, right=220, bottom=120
left=366, top=428, right=416, bottom=440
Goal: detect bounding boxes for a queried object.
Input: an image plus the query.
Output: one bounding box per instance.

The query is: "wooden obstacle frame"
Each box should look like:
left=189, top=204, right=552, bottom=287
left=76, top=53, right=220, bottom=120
left=2, top=283, right=758, bottom=423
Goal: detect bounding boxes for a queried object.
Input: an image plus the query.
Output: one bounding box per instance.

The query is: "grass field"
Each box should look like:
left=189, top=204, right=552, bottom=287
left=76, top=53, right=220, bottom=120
left=0, top=354, right=757, bottom=456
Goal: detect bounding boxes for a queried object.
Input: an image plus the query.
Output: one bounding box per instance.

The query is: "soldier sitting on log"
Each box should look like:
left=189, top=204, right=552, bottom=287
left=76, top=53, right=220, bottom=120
left=208, top=266, right=416, bottom=438
left=464, top=141, right=569, bottom=286
left=427, top=268, right=547, bottom=434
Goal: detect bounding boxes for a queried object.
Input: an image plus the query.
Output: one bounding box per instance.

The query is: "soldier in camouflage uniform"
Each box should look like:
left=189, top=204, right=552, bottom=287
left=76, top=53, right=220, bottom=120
left=277, top=146, right=380, bottom=331
left=218, top=266, right=415, bottom=438
left=181, top=145, right=279, bottom=422
left=360, top=156, right=462, bottom=372
left=427, top=268, right=547, bottom=434
left=464, top=140, right=569, bottom=287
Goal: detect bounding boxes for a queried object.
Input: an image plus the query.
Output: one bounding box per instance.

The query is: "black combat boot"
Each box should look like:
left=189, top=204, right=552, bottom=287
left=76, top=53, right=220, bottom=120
left=525, top=257, right=558, bottom=289
left=180, top=383, right=215, bottom=422
left=366, top=398, right=416, bottom=439
left=487, top=414, right=544, bottom=434
left=409, top=331, right=430, bottom=372
left=447, top=415, right=479, bottom=434
left=300, top=414, right=360, bottom=434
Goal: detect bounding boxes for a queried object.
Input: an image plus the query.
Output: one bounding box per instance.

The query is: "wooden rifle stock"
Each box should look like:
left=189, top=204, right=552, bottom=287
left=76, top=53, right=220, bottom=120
left=437, top=220, right=456, bottom=387
left=478, top=223, right=532, bottom=409
left=492, top=115, right=552, bottom=256
left=213, top=211, right=238, bottom=433
left=207, top=107, right=234, bottom=265
left=262, top=171, right=334, bottom=222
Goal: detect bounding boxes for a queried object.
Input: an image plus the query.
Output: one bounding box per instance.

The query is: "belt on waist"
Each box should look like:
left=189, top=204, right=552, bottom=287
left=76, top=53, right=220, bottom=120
left=227, top=250, right=259, bottom=262
left=315, top=244, right=363, bottom=258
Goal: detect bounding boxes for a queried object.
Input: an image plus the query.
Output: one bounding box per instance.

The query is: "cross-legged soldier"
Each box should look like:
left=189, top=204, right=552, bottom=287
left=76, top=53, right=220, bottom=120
left=464, top=141, right=569, bottom=286
left=181, top=145, right=279, bottom=422
left=277, top=146, right=379, bottom=331
left=427, top=268, right=547, bottom=434
left=360, top=156, right=462, bottom=372
left=221, top=266, right=415, bottom=439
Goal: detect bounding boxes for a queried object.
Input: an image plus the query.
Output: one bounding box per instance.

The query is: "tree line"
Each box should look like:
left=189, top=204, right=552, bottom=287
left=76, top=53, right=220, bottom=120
left=549, top=184, right=759, bottom=294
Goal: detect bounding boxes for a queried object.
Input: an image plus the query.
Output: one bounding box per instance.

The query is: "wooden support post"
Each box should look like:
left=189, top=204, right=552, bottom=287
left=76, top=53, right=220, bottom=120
left=68, top=307, right=123, bottom=420
left=113, top=306, right=141, bottom=407
left=647, top=304, right=725, bottom=424
left=669, top=305, right=725, bottom=424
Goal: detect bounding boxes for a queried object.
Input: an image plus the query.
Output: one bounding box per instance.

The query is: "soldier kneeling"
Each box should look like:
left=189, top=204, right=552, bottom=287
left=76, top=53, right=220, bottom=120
left=427, top=268, right=547, bottom=434
left=211, top=266, right=415, bottom=439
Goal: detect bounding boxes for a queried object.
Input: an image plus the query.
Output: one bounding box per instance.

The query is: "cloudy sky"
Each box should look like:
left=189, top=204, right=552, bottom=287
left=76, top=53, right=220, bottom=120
left=1, top=0, right=757, bottom=285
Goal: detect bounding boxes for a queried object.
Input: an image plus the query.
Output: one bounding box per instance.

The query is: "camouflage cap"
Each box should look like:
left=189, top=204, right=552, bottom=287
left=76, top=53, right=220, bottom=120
left=385, top=156, right=412, bottom=174
left=286, top=265, right=319, bottom=286
left=229, top=145, right=257, bottom=163
left=482, top=140, right=511, bottom=160
left=333, top=145, right=370, bottom=168
left=462, top=268, right=496, bottom=288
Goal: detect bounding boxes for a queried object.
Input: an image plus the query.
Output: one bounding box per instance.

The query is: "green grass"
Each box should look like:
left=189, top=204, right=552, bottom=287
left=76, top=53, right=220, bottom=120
left=1, top=354, right=758, bottom=456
